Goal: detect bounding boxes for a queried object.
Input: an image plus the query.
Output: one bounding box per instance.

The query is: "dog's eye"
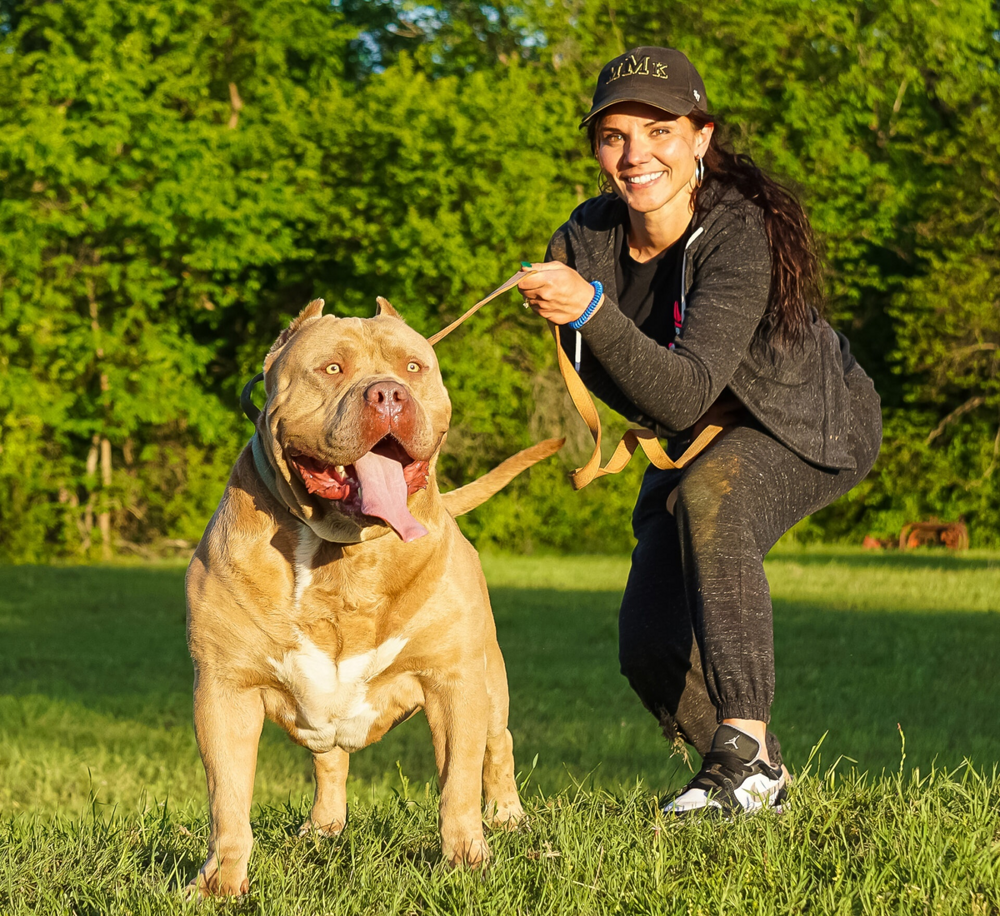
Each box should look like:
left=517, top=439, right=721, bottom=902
left=406, top=361, right=421, bottom=373
left=325, top=363, right=342, bottom=375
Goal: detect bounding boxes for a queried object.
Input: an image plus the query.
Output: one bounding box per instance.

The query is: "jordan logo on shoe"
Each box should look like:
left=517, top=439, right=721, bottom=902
left=724, top=736, right=740, bottom=750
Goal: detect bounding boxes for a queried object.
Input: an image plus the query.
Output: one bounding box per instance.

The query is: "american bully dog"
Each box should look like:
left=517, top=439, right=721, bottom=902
left=185, top=297, right=560, bottom=896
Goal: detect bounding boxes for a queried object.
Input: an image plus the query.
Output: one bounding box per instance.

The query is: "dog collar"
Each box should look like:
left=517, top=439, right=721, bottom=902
left=241, top=372, right=264, bottom=424
left=242, top=372, right=291, bottom=510
left=250, top=432, right=281, bottom=502
left=242, top=372, right=282, bottom=504
left=242, top=374, right=311, bottom=524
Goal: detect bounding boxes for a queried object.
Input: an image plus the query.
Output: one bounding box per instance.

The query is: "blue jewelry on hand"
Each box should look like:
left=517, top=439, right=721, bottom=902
left=569, top=281, right=603, bottom=330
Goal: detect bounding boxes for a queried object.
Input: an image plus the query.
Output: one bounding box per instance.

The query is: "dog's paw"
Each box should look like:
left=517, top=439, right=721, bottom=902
left=185, top=866, right=249, bottom=898
left=444, top=836, right=491, bottom=869
left=484, top=799, right=525, bottom=830
left=298, top=817, right=345, bottom=839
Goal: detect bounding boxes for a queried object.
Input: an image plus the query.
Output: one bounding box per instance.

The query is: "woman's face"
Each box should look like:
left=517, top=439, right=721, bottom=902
left=594, top=102, right=713, bottom=217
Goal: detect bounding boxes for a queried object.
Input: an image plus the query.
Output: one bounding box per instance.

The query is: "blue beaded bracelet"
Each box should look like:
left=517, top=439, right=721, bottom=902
left=569, top=281, right=603, bottom=330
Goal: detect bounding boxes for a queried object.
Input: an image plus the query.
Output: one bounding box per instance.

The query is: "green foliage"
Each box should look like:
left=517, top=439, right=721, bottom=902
left=1, top=0, right=998, bottom=558
left=0, top=0, right=356, bottom=559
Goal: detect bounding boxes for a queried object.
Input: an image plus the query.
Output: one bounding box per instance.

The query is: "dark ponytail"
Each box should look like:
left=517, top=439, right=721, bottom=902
left=690, top=114, right=821, bottom=348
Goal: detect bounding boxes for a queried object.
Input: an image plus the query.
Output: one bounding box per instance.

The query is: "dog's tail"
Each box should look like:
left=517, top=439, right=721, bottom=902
left=440, top=438, right=565, bottom=517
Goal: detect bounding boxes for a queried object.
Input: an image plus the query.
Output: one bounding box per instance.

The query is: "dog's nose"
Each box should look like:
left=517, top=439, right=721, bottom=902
left=364, top=380, right=410, bottom=419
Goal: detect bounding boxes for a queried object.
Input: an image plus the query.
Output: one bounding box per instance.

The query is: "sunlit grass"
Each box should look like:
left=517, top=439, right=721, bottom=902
left=2, top=766, right=998, bottom=914
left=0, top=551, right=998, bottom=912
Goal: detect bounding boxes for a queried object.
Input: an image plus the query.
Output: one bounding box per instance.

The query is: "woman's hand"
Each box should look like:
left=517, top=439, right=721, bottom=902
left=517, top=262, right=599, bottom=325
left=691, top=390, right=749, bottom=440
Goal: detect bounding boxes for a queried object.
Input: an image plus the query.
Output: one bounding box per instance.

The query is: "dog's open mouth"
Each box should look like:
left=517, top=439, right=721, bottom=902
left=287, top=436, right=430, bottom=542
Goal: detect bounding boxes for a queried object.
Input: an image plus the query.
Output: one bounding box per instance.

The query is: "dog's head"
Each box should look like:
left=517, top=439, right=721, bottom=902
left=257, top=298, right=451, bottom=544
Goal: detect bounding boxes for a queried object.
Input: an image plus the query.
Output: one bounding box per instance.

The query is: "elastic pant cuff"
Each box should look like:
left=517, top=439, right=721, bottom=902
left=717, top=706, right=771, bottom=724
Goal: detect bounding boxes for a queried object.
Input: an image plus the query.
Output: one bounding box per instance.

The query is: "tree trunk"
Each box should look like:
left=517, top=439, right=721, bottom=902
left=83, top=435, right=98, bottom=552
left=99, top=435, right=112, bottom=561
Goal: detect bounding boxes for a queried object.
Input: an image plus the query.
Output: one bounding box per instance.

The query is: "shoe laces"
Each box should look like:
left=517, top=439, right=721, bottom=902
left=687, top=749, right=754, bottom=794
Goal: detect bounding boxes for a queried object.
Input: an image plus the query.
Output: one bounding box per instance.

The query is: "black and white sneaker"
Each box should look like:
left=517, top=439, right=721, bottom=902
left=662, top=724, right=786, bottom=816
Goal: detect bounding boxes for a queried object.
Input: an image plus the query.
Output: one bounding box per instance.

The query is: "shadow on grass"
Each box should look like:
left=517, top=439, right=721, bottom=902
left=1, top=564, right=998, bottom=797
left=769, top=548, right=999, bottom=572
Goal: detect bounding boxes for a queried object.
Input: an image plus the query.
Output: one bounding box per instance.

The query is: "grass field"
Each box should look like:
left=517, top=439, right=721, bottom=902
left=1, top=549, right=998, bottom=913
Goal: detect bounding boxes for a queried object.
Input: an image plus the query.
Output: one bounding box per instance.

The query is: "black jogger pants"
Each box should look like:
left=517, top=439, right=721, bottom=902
left=618, top=369, right=882, bottom=764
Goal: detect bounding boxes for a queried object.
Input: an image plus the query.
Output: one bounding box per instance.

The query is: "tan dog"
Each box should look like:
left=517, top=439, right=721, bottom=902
left=186, top=298, right=560, bottom=896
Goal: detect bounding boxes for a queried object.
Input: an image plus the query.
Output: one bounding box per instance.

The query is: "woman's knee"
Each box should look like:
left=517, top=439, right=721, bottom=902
left=673, top=450, right=770, bottom=560
left=673, top=454, right=736, bottom=529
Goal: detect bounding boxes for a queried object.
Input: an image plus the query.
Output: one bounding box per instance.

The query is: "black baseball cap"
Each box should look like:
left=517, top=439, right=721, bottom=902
left=581, top=47, right=710, bottom=125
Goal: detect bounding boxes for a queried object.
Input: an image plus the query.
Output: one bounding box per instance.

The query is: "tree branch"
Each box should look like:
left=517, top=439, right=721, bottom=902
left=983, top=424, right=1000, bottom=479
left=228, top=82, right=243, bottom=130
left=925, top=395, right=986, bottom=444
left=952, top=342, right=998, bottom=357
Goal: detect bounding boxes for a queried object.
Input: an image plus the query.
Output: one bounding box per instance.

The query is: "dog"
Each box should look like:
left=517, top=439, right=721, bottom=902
left=185, top=297, right=561, bottom=896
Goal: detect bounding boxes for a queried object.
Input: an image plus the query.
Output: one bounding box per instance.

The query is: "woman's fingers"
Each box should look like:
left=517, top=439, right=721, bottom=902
left=519, top=261, right=566, bottom=273
left=517, top=262, right=595, bottom=324
left=691, top=393, right=750, bottom=438
left=517, top=268, right=565, bottom=295
left=517, top=261, right=576, bottom=286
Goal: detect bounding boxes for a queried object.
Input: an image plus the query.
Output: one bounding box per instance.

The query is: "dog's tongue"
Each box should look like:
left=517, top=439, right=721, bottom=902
left=354, top=450, right=428, bottom=542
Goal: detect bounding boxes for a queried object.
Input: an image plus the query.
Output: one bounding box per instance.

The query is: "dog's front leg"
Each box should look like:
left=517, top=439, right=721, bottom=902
left=424, top=680, right=490, bottom=867
left=190, top=672, right=264, bottom=897
left=482, top=633, right=524, bottom=828
left=299, top=747, right=350, bottom=837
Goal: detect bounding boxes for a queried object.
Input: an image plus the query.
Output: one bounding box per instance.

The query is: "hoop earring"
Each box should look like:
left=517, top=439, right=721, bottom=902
left=695, top=156, right=705, bottom=189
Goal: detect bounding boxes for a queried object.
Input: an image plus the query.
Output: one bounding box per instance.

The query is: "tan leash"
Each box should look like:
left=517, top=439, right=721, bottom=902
left=430, top=268, right=722, bottom=491
left=427, top=270, right=531, bottom=345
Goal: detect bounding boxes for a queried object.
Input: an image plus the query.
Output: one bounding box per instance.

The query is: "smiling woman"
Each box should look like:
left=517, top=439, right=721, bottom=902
left=517, top=46, right=884, bottom=820
left=592, top=104, right=712, bottom=254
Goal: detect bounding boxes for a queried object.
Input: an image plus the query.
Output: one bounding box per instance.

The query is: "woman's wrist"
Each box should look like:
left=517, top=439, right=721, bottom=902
left=569, top=281, right=604, bottom=330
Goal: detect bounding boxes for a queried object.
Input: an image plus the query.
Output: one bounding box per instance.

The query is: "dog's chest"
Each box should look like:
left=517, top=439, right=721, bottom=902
left=290, top=526, right=394, bottom=615
left=269, top=526, right=413, bottom=753
left=268, top=633, right=408, bottom=753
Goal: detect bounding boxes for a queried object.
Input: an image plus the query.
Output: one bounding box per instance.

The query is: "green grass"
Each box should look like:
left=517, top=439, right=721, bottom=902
left=1, top=549, right=999, bottom=913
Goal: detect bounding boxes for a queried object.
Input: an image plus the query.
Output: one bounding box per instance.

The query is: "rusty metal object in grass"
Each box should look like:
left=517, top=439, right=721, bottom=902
left=862, top=535, right=894, bottom=549
left=898, top=520, right=969, bottom=550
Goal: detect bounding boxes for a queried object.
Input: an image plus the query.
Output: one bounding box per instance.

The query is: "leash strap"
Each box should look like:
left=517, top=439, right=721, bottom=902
left=431, top=267, right=721, bottom=490
left=427, top=271, right=533, bottom=346
left=547, top=319, right=721, bottom=489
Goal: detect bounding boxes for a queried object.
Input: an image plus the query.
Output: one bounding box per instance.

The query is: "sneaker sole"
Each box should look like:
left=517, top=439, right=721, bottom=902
left=662, top=777, right=787, bottom=819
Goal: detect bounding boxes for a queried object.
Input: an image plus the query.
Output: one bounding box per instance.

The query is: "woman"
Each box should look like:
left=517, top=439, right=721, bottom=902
left=518, top=47, right=882, bottom=815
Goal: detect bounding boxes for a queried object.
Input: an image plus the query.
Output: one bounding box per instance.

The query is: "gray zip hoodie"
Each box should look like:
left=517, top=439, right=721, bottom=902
left=547, top=189, right=876, bottom=470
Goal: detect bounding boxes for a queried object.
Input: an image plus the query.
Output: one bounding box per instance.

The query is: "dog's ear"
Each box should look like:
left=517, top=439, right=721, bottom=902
left=375, top=296, right=401, bottom=319
left=264, top=298, right=326, bottom=372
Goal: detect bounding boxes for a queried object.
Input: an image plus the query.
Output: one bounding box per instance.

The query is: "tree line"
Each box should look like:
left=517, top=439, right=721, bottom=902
left=1, top=0, right=998, bottom=561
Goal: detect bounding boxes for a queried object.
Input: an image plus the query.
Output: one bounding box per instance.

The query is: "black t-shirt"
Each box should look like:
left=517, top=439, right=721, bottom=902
left=614, top=230, right=688, bottom=350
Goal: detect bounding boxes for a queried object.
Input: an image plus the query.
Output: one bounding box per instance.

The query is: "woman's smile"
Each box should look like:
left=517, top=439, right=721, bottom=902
left=595, top=101, right=710, bottom=234
left=623, top=170, right=666, bottom=187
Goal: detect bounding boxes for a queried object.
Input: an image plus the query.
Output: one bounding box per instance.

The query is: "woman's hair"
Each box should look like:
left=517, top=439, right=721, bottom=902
left=587, top=114, right=821, bottom=348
